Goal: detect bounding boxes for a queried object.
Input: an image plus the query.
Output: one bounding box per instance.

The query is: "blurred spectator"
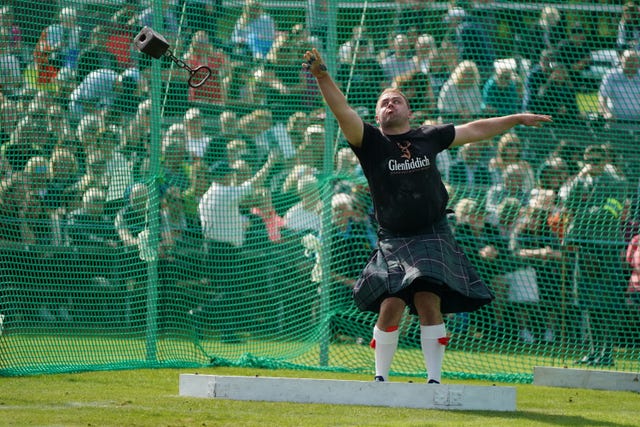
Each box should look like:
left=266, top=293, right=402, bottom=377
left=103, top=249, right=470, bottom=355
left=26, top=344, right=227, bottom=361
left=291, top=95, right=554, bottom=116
left=199, top=151, right=279, bottom=247
left=158, top=184, right=190, bottom=328
left=100, top=125, right=133, bottom=208
left=522, top=49, right=554, bottom=113
left=75, top=113, right=105, bottom=164
left=72, top=151, right=109, bottom=197
left=245, top=64, right=291, bottom=111
left=106, top=4, right=138, bottom=71
left=266, top=24, right=318, bottom=107
left=248, top=186, right=285, bottom=244
left=33, top=7, right=81, bottom=86
left=122, top=98, right=152, bottom=163
left=451, top=197, right=501, bottom=334
left=230, top=0, right=276, bottom=61
left=486, top=163, right=531, bottom=227
left=450, top=4, right=496, bottom=82
left=66, top=188, right=117, bottom=247
left=183, top=0, right=221, bottom=43
left=625, top=233, right=640, bottom=309
left=533, top=156, right=570, bottom=239
left=115, top=183, right=148, bottom=249
left=561, top=145, right=627, bottom=366
left=4, top=114, right=45, bottom=173
left=598, top=49, right=640, bottom=182
left=76, top=25, right=119, bottom=84
left=392, top=70, right=435, bottom=120
left=183, top=30, right=229, bottom=108
left=138, top=0, right=179, bottom=47
left=448, top=141, right=491, bottom=200
left=110, top=67, right=144, bottom=126
left=283, top=174, right=322, bottom=235
left=481, top=63, right=522, bottom=116
left=598, top=49, right=640, bottom=131
left=237, top=108, right=295, bottom=171
left=521, top=5, right=565, bottom=64
left=0, top=96, right=20, bottom=146
left=431, top=8, right=462, bottom=96
left=527, top=63, right=581, bottom=126
left=487, top=133, right=535, bottom=192
left=159, top=185, right=188, bottom=262
left=437, top=60, right=483, bottom=123
left=23, top=157, right=52, bottom=242
left=412, top=33, right=442, bottom=94
left=379, top=33, right=415, bottom=86
left=306, top=0, right=329, bottom=44
left=336, top=33, right=385, bottom=112
left=485, top=196, right=523, bottom=338
left=0, top=5, right=23, bottom=62
left=161, top=123, right=190, bottom=192
left=221, top=59, right=252, bottom=108
left=183, top=107, right=212, bottom=163
left=182, top=159, right=209, bottom=241
left=197, top=151, right=279, bottom=342
left=555, top=22, right=592, bottom=91
left=312, top=192, right=375, bottom=323
left=67, top=68, right=119, bottom=125
left=617, top=1, right=640, bottom=53
left=509, top=191, right=563, bottom=343
left=44, top=104, right=72, bottom=157
left=43, top=148, right=81, bottom=231
left=339, top=25, right=376, bottom=66
left=114, top=182, right=149, bottom=328
left=0, top=18, right=23, bottom=100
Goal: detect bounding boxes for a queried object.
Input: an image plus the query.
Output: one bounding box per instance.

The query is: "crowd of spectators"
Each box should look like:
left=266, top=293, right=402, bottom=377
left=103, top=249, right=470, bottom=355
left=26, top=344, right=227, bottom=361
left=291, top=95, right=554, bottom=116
left=0, top=0, right=639, bottom=346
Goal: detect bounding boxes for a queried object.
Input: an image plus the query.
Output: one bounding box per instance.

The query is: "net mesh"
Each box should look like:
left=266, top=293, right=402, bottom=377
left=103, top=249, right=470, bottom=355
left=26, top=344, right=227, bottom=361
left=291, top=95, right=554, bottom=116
left=1, top=0, right=639, bottom=380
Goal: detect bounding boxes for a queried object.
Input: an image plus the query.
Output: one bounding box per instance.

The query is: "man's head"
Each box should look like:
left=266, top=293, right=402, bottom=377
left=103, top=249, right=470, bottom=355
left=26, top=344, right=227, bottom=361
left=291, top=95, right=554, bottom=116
left=375, top=88, right=412, bottom=131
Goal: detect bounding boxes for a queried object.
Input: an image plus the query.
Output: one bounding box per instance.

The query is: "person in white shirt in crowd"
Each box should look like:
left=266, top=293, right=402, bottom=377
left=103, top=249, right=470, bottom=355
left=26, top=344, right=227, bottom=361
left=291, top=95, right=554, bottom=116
left=599, top=49, right=640, bottom=131
left=231, top=0, right=276, bottom=61
left=197, top=149, right=279, bottom=342
left=599, top=49, right=640, bottom=182
left=437, top=60, right=483, bottom=123
left=379, top=33, right=416, bottom=86
left=283, top=174, right=322, bottom=235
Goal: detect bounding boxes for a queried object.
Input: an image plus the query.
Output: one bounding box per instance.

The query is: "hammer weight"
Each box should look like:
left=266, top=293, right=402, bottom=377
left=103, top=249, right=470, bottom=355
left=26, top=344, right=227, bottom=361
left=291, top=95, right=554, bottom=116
left=134, top=26, right=170, bottom=59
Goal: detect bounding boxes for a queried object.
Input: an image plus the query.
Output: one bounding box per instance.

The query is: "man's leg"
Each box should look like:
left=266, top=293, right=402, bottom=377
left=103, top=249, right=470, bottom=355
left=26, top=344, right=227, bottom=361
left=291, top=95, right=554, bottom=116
left=414, top=291, right=446, bottom=383
left=371, top=297, right=405, bottom=381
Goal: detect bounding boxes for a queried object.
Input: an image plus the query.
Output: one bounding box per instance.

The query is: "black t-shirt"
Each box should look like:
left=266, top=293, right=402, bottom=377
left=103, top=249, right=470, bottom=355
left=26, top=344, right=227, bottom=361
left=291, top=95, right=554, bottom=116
left=350, top=122, right=455, bottom=233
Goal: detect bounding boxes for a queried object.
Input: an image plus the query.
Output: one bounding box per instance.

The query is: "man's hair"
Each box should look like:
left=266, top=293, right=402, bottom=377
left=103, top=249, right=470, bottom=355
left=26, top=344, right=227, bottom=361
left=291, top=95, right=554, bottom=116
left=376, top=88, right=411, bottom=110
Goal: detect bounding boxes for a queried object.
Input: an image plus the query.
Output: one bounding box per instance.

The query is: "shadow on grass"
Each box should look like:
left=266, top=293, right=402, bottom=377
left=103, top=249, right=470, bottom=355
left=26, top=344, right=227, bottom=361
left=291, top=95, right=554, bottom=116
left=472, top=411, right=634, bottom=427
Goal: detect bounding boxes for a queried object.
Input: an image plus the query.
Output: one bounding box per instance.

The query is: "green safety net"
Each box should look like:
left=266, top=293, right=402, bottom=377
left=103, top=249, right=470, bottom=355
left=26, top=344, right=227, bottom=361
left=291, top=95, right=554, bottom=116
left=1, top=0, right=639, bottom=381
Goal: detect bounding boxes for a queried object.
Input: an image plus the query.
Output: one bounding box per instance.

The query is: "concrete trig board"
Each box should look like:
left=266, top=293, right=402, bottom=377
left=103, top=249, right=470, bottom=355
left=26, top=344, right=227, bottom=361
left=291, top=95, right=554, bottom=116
left=179, top=374, right=517, bottom=411
left=533, top=366, right=640, bottom=392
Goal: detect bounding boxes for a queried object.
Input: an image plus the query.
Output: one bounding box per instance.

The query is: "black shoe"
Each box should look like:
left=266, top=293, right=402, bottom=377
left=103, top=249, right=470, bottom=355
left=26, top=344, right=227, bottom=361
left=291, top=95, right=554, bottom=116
left=588, top=355, right=615, bottom=367
left=374, top=375, right=385, bottom=382
left=427, top=379, right=440, bottom=384
left=575, top=353, right=598, bottom=365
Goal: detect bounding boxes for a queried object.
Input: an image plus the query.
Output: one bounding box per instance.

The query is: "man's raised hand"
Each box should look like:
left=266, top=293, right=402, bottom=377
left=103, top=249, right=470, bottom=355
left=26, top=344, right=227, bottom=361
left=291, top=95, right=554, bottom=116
left=303, top=48, right=328, bottom=78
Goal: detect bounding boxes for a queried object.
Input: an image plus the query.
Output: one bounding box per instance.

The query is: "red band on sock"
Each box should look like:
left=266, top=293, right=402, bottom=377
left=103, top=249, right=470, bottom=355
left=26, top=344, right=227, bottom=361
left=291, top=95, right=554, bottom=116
left=369, top=338, right=376, bottom=349
left=385, top=326, right=399, bottom=332
left=438, top=336, right=450, bottom=346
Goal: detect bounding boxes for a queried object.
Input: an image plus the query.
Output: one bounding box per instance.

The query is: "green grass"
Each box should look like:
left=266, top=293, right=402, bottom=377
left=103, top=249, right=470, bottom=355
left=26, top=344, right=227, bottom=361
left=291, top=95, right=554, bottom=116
left=1, top=367, right=638, bottom=427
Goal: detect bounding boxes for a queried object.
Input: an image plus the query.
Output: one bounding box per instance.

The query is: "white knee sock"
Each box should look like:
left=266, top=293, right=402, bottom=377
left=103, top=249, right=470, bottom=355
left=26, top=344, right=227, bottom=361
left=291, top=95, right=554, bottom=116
left=421, top=323, right=447, bottom=383
left=372, top=325, right=399, bottom=381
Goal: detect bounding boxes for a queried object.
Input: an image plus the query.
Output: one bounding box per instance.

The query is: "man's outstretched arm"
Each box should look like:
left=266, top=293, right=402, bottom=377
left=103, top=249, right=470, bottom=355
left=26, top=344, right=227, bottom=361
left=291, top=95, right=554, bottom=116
left=304, top=48, right=364, bottom=147
left=452, top=113, right=552, bottom=147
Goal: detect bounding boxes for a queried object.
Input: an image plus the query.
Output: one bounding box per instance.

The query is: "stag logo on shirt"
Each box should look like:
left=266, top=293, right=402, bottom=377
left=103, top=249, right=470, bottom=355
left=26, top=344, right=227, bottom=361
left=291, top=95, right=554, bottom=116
left=396, top=140, right=412, bottom=159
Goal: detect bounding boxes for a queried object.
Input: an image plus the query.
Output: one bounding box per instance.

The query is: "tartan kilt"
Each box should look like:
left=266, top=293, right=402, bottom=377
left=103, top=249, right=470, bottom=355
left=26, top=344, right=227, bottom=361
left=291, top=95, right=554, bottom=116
left=353, top=217, right=493, bottom=314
